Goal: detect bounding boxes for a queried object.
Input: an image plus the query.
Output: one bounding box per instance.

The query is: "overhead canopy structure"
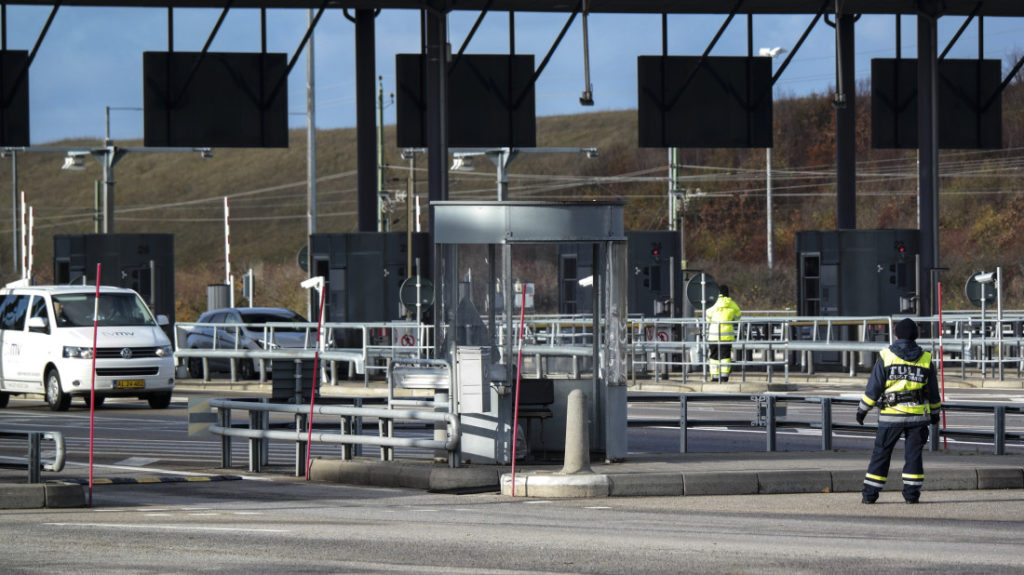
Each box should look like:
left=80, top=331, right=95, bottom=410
left=4, top=0, right=1021, bottom=319
left=3, top=1, right=1024, bottom=16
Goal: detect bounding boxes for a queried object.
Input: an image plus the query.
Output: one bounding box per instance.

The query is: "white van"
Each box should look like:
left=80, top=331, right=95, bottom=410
left=0, top=285, right=175, bottom=411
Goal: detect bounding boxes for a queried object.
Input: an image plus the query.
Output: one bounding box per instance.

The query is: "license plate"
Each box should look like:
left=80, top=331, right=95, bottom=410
left=115, top=379, right=145, bottom=389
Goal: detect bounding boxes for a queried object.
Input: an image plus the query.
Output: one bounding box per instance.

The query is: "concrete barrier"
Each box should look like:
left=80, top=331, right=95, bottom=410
left=977, top=467, right=1024, bottom=490
left=684, top=471, right=758, bottom=496
left=758, top=470, right=833, bottom=494
left=608, top=473, right=683, bottom=497
left=0, top=483, right=84, bottom=509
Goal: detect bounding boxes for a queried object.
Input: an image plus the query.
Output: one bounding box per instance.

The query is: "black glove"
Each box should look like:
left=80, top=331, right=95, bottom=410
left=930, top=412, right=940, bottom=425
left=856, top=409, right=867, bottom=425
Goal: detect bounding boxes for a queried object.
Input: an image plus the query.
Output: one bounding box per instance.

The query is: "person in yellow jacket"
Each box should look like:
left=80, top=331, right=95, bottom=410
left=856, top=317, right=941, bottom=504
left=704, top=285, right=741, bottom=382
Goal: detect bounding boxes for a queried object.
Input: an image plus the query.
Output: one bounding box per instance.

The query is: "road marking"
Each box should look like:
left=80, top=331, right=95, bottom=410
left=115, top=457, right=160, bottom=467
left=45, top=523, right=290, bottom=533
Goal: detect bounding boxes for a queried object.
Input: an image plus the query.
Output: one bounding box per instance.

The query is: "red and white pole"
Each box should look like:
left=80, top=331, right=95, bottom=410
left=938, top=282, right=947, bottom=449
left=509, top=285, right=528, bottom=496
left=26, top=206, right=34, bottom=280
left=305, top=281, right=327, bottom=480
left=88, top=263, right=101, bottom=506
left=224, top=197, right=233, bottom=307
left=20, top=191, right=26, bottom=279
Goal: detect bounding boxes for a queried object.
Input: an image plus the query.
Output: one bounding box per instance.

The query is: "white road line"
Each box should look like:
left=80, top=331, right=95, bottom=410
left=45, top=523, right=290, bottom=533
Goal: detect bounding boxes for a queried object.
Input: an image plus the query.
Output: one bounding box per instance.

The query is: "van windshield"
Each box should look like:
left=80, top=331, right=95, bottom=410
left=52, top=293, right=157, bottom=327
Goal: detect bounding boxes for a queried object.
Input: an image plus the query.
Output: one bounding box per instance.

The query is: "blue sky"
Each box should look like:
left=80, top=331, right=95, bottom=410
left=4, top=5, right=1022, bottom=145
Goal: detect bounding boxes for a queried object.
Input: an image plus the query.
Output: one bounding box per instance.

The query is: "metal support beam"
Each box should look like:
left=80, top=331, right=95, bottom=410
left=918, top=15, right=940, bottom=317
left=426, top=8, right=448, bottom=249
left=355, top=9, right=377, bottom=232
left=835, top=14, right=856, bottom=230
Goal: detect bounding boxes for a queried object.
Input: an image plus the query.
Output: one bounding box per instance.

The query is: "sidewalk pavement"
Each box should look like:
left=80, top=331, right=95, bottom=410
left=3, top=372, right=1022, bottom=508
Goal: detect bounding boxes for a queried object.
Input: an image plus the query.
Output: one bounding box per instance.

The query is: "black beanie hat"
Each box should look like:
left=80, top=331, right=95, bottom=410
left=895, top=318, right=919, bottom=341
left=719, top=285, right=730, bottom=297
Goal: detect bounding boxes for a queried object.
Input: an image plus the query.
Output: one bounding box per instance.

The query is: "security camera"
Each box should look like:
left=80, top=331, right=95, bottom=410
left=301, top=276, right=324, bottom=291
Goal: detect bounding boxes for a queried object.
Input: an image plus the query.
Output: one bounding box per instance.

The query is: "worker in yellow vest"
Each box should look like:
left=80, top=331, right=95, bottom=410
left=857, top=318, right=941, bottom=504
left=704, top=285, right=741, bottom=382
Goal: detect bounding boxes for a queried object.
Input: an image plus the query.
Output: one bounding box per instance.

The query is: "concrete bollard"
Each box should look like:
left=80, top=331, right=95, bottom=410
left=559, top=389, right=592, bottom=475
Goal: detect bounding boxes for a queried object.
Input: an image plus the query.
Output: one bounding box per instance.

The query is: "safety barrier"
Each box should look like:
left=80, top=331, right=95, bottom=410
left=206, top=398, right=460, bottom=476
left=627, top=393, right=1024, bottom=455
left=174, top=313, right=1024, bottom=385
left=174, top=320, right=433, bottom=385
left=0, top=429, right=65, bottom=483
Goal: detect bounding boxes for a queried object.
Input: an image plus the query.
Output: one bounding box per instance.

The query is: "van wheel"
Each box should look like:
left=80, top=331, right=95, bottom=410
left=147, top=392, right=172, bottom=409
left=83, top=395, right=105, bottom=408
left=0, top=392, right=9, bottom=408
left=46, top=370, right=71, bottom=411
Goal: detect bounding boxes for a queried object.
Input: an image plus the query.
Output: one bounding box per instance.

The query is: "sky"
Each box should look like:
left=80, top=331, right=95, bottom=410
left=2, top=5, right=1022, bottom=145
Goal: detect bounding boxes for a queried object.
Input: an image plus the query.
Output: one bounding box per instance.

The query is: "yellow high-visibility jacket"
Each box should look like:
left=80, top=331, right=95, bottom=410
left=705, top=296, right=741, bottom=342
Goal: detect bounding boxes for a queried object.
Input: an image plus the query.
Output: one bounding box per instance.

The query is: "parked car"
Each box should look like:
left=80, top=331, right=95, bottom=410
left=0, top=284, right=175, bottom=411
left=183, top=307, right=312, bottom=379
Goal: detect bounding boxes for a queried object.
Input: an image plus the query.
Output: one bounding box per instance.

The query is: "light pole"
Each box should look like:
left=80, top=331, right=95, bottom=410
left=759, top=47, right=786, bottom=271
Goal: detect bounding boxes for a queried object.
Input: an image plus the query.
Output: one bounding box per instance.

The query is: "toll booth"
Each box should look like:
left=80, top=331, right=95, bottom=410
left=559, top=230, right=682, bottom=317
left=309, top=232, right=430, bottom=325
left=795, top=229, right=920, bottom=368
left=433, top=201, right=628, bottom=465
left=53, top=233, right=175, bottom=330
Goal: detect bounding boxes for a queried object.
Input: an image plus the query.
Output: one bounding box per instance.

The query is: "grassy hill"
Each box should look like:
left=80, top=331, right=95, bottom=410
left=3, top=81, right=1024, bottom=318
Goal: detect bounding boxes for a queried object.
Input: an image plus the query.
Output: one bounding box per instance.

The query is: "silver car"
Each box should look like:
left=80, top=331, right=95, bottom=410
left=183, top=307, right=311, bottom=379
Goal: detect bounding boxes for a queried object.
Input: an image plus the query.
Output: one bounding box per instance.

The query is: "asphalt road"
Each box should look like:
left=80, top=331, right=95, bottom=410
left=2, top=479, right=1023, bottom=574
left=2, top=388, right=1022, bottom=478
left=3, top=389, right=1024, bottom=573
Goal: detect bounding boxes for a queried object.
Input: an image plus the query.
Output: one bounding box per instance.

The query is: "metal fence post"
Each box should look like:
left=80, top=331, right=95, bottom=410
left=220, top=407, right=232, bottom=468
left=820, top=397, right=832, bottom=451
left=994, top=405, right=1006, bottom=455
left=766, top=395, right=777, bottom=452
left=341, top=417, right=352, bottom=460
left=680, top=395, right=688, bottom=453
left=260, top=402, right=270, bottom=468
left=248, top=409, right=262, bottom=473
left=27, top=432, right=40, bottom=484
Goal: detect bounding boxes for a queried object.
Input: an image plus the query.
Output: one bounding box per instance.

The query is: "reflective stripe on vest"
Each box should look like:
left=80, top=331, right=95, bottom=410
left=878, top=348, right=931, bottom=416
left=706, top=299, right=739, bottom=342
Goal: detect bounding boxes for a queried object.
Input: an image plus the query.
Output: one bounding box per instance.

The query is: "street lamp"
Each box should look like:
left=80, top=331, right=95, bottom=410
left=759, top=47, right=787, bottom=270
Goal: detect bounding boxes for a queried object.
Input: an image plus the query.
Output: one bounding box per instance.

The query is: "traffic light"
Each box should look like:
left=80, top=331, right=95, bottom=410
left=894, top=240, right=906, bottom=259
left=650, top=242, right=662, bottom=256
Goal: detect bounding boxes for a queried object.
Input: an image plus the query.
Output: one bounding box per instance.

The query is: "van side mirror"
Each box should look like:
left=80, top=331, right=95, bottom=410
left=156, top=314, right=170, bottom=326
left=28, top=316, right=48, bottom=333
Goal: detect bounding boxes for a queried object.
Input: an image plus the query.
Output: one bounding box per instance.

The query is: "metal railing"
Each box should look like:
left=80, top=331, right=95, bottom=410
left=628, top=393, right=1024, bottom=455
left=174, top=320, right=434, bottom=384
left=206, top=398, right=460, bottom=476
left=0, top=429, right=65, bottom=483
left=174, top=313, right=1024, bottom=385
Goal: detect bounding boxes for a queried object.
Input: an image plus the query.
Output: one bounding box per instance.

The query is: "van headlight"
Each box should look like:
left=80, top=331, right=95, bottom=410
left=63, top=346, right=93, bottom=359
left=154, top=345, right=173, bottom=358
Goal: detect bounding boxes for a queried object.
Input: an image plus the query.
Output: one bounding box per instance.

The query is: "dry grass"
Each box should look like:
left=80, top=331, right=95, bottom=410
left=3, top=85, right=1024, bottom=316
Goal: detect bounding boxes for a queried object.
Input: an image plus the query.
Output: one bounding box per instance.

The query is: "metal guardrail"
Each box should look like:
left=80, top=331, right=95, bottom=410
left=206, top=398, right=460, bottom=476
left=174, top=321, right=433, bottom=384
left=0, top=429, right=65, bottom=483
left=174, top=313, right=1024, bottom=385
left=627, top=393, right=1024, bottom=455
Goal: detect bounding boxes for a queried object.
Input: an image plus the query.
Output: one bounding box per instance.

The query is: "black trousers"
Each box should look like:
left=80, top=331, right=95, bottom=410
left=862, top=423, right=929, bottom=501
left=708, top=341, right=733, bottom=377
